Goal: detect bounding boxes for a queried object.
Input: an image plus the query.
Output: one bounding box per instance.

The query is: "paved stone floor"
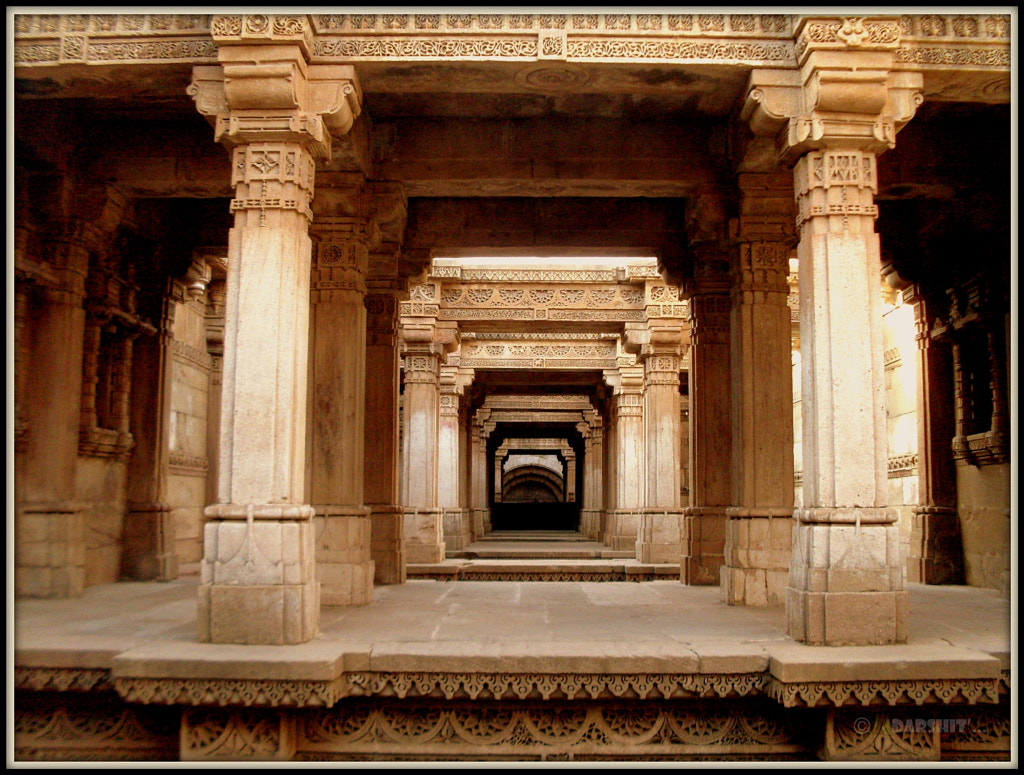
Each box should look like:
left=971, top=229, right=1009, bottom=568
left=12, top=539, right=1013, bottom=684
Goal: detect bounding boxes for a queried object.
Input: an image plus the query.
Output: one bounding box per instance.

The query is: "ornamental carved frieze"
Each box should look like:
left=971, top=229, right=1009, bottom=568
left=483, top=395, right=596, bottom=413
left=794, top=149, right=881, bottom=232
left=15, top=691, right=180, bottom=762
left=734, top=241, right=793, bottom=298
left=365, top=293, right=399, bottom=345
left=181, top=706, right=291, bottom=761
left=14, top=14, right=216, bottom=66
left=794, top=16, right=901, bottom=63
left=310, top=217, right=375, bottom=301
left=291, top=700, right=803, bottom=758
left=822, top=710, right=938, bottom=762
left=14, top=13, right=1008, bottom=74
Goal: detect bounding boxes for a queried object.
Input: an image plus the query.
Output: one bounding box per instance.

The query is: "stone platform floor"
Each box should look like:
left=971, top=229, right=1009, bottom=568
left=11, top=568, right=1013, bottom=685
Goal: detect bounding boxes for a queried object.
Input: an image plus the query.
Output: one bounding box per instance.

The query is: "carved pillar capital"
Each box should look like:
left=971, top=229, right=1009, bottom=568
left=742, top=19, right=923, bottom=165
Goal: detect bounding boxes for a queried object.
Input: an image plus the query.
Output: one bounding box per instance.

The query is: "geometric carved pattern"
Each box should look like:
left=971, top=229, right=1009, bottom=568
left=824, top=710, right=938, bottom=762
left=941, top=705, right=1013, bottom=761
left=14, top=691, right=180, bottom=762
left=294, top=700, right=808, bottom=761
left=181, top=707, right=288, bottom=761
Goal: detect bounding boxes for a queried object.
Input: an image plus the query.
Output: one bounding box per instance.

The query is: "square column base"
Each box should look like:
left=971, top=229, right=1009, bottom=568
left=605, top=510, right=641, bottom=552
left=370, top=505, right=406, bottom=585
left=443, top=508, right=471, bottom=554
left=787, top=517, right=908, bottom=645
left=404, top=508, right=445, bottom=564
left=682, top=507, right=726, bottom=585
left=721, top=512, right=793, bottom=606
left=908, top=506, right=964, bottom=585
left=15, top=503, right=86, bottom=598
left=637, top=509, right=684, bottom=563
left=314, top=508, right=374, bottom=606
left=579, top=509, right=602, bottom=540
left=470, top=508, right=489, bottom=540
left=198, top=506, right=320, bottom=644
left=122, top=503, right=179, bottom=582
left=198, top=581, right=320, bottom=645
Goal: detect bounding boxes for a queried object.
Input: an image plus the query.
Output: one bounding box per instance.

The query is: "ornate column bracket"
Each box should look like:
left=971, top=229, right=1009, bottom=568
left=742, top=17, right=923, bottom=164
left=193, top=15, right=361, bottom=153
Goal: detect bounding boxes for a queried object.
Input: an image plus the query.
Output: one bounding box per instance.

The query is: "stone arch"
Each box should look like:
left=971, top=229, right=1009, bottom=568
left=503, top=464, right=564, bottom=503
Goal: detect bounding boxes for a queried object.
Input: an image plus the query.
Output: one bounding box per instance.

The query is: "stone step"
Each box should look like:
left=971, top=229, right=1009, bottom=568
left=475, top=530, right=593, bottom=543
left=407, top=560, right=681, bottom=582
left=448, top=548, right=635, bottom=560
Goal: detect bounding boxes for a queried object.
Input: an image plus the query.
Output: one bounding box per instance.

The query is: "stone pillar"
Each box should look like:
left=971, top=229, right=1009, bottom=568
left=365, top=289, right=405, bottom=584
left=787, top=148, right=908, bottom=645
left=469, top=411, right=492, bottom=537
left=606, top=365, right=645, bottom=552
left=309, top=209, right=375, bottom=606
left=563, top=449, right=577, bottom=503
left=601, top=389, right=618, bottom=543
left=439, top=363, right=470, bottom=553
left=636, top=324, right=685, bottom=563
left=905, top=286, right=963, bottom=584
left=122, top=279, right=180, bottom=582
left=722, top=174, right=797, bottom=607
left=577, top=417, right=604, bottom=539
left=189, top=23, right=362, bottom=643
left=683, top=283, right=732, bottom=584
left=204, top=271, right=227, bottom=509
left=493, top=452, right=505, bottom=504
left=754, top=17, right=923, bottom=645
left=400, top=313, right=449, bottom=563
left=742, top=15, right=922, bottom=644
left=14, top=229, right=89, bottom=598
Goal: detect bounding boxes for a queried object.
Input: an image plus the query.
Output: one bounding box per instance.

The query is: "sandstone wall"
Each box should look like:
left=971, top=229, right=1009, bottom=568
left=957, top=464, right=1011, bottom=591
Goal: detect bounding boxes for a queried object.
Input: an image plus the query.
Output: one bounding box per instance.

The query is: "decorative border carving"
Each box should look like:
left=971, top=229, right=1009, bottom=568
left=565, top=37, right=791, bottom=63
left=346, top=672, right=766, bottom=702
left=309, top=14, right=795, bottom=36
left=171, top=338, right=214, bottom=371
left=114, top=676, right=352, bottom=708
left=765, top=677, right=1001, bottom=708
left=168, top=452, right=210, bottom=476
left=887, top=453, right=918, bottom=478
left=15, top=667, right=114, bottom=693
left=21, top=668, right=1006, bottom=714
left=14, top=14, right=1008, bottom=73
